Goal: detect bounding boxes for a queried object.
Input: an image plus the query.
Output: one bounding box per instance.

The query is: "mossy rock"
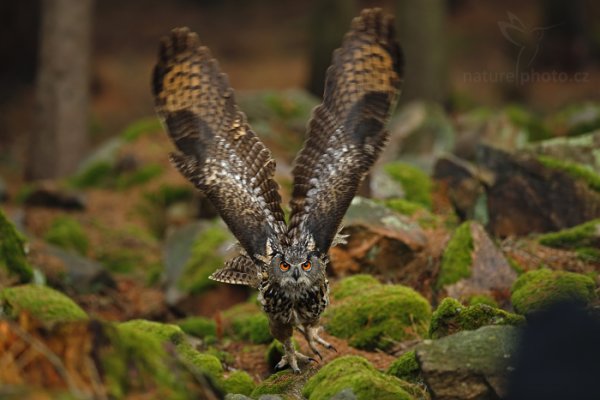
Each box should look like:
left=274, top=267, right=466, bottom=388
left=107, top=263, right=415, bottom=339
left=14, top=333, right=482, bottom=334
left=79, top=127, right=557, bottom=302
left=44, top=215, right=89, bottom=256
left=222, top=370, right=255, bottom=396
left=332, top=274, right=380, bottom=300
left=118, top=319, right=223, bottom=379
left=325, top=275, right=431, bottom=351
left=537, top=219, right=600, bottom=249
left=251, top=369, right=306, bottom=399
left=387, top=350, right=421, bottom=383
left=303, top=356, right=420, bottom=400
left=384, top=162, right=433, bottom=209
left=511, top=269, right=597, bottom=315
left=117, top=319, right=253, bottom=396
left=0, top=284, right=87, bottom=323
left=222, top=302, right=272, bottom=344
left=0, top=208, right=33, bottom=283
left=428, top=298, right=524, bottom=339
left=435, top=221, right=473, bottom=289
left=467, top=294, right=499, bottom=308
left=177, top=316, right=217, bottom=339
left=537, top=156, right=600, bottom=192
left=178, top=224, right=231, bottom=294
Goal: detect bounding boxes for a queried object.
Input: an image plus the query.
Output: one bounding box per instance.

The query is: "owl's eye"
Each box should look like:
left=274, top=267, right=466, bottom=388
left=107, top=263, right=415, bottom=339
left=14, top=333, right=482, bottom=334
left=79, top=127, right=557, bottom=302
left=279, top=262, right=290, bottom=272
left=302, top=261, right=312, bottom=271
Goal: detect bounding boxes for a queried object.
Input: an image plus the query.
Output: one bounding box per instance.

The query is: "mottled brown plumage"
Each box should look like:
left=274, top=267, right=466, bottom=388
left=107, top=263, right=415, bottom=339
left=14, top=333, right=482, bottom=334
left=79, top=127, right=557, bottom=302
left=153, top=8, right=403, bottom=372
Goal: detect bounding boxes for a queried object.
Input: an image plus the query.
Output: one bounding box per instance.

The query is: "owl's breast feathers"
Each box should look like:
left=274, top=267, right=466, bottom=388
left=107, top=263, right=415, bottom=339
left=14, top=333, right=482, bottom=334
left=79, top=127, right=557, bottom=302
left=258, top=279, right=330, bottom=326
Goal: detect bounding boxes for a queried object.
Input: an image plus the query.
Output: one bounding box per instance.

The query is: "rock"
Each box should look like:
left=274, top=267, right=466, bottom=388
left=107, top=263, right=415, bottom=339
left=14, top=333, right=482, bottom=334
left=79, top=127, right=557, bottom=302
left=163, top=221, right=240, bottom=307
left=302, top=356, right=426, bottom=400
left=433, top=154, right=492, bottom=222
left=428, top=298, right=524, bottom=339
left=0, top=208, right=33, bottom=284
left=511, top=269, right=597, bottom=315
left=332, top=197, right=428, bottom=279
left=537, top=219, right=600, bottom=250
left=546, top=102, right=600, bottom=137
left=370, top=167, right=406, bottom=199
left=22, top=182, right=86, bottom=210
left=325, top=275, right=431, bottom=351
left=0, top=284, right=88, bottom=324
left=252, top=369, right=314, bottom=399
left=416, top=325, right=519, bottom=400
left=439, top=222, right=518, bottom=306
left=477, top=144, right=600, bottom=236
left=384, top=101, right=455, bottom=172
left=38, top=243, right=115, bottom=291
left=176, top=316, right=217, bottom=339
left=526, top=130, right=600, bottom=173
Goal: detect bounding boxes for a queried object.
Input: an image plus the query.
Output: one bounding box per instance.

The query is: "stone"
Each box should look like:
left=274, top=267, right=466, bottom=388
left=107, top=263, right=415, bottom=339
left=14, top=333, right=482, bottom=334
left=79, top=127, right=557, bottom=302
left=416, top=325, right=519, bottom=400
left=23, top=181, right=86, bottom=210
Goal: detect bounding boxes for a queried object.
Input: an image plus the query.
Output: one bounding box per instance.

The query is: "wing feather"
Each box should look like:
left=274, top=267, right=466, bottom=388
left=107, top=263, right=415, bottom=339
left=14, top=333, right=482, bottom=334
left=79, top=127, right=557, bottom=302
left=153, top=28, right=285, bottom=261
left=287, top=8, right=403, bottom=252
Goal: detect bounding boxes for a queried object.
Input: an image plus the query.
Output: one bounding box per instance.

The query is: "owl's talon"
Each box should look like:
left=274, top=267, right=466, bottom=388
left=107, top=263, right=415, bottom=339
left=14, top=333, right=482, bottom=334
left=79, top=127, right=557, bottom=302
left=327, top=344, right=337, bottom=353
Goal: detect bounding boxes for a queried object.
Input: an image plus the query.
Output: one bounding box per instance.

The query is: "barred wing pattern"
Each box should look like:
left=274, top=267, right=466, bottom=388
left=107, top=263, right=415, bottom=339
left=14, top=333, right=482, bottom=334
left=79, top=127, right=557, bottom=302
left=153, top=28, right=286, bottom=263
left=287, top=9, right=403, bottom=253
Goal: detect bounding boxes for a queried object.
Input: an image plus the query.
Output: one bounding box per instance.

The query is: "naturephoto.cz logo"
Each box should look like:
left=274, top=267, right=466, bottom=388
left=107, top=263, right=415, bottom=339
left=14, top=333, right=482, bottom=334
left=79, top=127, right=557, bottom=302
left=463, top=12, right=589, bottom=85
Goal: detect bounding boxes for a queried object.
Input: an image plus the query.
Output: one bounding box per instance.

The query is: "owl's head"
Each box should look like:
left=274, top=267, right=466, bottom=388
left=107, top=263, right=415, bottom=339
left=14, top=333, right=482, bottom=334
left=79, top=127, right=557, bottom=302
left=270, top=245, right=325, bottom=288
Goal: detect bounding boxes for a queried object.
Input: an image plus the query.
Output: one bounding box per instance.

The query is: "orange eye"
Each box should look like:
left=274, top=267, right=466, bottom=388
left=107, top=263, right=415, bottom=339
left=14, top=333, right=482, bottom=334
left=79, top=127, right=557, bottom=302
left=302, top=261, right=312, bottom=271
left=279, top=262, right=290, bottom=272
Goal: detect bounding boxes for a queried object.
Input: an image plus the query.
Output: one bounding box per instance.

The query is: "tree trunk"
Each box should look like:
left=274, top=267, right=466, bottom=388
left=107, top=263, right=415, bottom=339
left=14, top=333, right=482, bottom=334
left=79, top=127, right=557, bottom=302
left=27, top=0, right=93, bottom=180
left=395, top=0, right=448, bottom=104
left=306, top=0, right=356, bottom=97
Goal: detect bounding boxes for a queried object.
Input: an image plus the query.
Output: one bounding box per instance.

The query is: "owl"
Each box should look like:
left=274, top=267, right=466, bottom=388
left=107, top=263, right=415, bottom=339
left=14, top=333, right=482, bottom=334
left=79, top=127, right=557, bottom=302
left=152, top=8, right=403, bottom=372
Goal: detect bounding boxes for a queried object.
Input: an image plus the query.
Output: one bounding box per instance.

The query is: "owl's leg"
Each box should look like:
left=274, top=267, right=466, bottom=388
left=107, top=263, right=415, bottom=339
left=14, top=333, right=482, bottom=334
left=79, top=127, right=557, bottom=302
left=299, top=324, right=337, bottom=358
left=270, top=321, right=315, bottom=373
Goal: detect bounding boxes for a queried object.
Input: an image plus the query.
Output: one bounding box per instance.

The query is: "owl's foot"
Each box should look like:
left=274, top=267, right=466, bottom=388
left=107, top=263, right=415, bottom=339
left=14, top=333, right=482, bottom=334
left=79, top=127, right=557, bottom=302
left=275, top=350, right=316, bottom=373
left=298, top=325, right=337, bottom=359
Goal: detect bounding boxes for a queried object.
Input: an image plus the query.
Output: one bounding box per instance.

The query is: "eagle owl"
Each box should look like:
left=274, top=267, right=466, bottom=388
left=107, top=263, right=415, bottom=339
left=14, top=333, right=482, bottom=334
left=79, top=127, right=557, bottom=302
left=152, top=8, right=403, bottom=372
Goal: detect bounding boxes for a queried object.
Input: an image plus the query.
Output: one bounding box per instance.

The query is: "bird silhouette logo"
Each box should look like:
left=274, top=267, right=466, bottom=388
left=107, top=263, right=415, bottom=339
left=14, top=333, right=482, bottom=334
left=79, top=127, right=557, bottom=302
left=498, top=12, right=562, bottom=75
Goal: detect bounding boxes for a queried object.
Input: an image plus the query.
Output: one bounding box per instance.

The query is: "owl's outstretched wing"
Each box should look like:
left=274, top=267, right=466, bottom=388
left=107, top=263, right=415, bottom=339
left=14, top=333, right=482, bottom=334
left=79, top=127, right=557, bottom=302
left=287, top=8, right=403, bottom=253
left=153, top=28, right=285, bottom=263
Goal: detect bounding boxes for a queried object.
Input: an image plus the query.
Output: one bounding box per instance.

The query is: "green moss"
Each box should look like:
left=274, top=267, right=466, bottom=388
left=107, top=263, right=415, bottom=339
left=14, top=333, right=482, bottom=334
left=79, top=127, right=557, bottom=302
left=105, top=323, right=189, bottom=398
left=538, top=219, right=600, bottom=249
left=428, top=298, right=524, bottom=339
left=384, top=162, right=433, bottom=209
left=436, top=222, right=473, bottom=289
left=121, top=117, right=163, bottom=142
left=0, top=208, right=33, bottom=283
left=223, top=303, right=272, bottom=344
left=44, top=216, right=89, bottom=256
left=222, top=370, right=255, bottom=396
left=97, top=247, right=139, bottom=274
left=385, top=198, right=427, bottom=216
left=507, top=256, right=526, bottom=275
left=303, top=356, right=415, bottom=400
left=576, top=247, right=600, bottom=263
left=387, top=350, right=421, bottom=383
left=326, top=278, right=431, bottom=351
left=251, top=370, right=299, bottom=398
left=70, top=161, right=113, bottom=188
left=332, top=274, right=380, bottom=300
left=0, top=284, right=87, bottom=323
left=538, top=156, right=600, bottom=192
left=511, top=269, right=597, bottom=314
left=177, top=316, right=217, bottom=339
left=178, top=224, right=229, bottom=294
left=467, top=294, right=499, bottom=308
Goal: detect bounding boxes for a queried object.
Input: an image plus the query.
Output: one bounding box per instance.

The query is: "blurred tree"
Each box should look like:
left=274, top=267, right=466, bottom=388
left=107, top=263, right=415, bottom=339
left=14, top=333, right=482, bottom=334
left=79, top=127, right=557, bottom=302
left=396, top=0, right=448, bottom=104
left=26, top=0, right=94, bottom=180
left=306, top=0, right=357, bottom=97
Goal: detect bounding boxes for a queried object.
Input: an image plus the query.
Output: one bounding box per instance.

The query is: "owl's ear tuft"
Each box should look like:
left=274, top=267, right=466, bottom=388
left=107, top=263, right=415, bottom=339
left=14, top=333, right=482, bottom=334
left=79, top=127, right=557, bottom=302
left=209, top=255, right=260, bottom=288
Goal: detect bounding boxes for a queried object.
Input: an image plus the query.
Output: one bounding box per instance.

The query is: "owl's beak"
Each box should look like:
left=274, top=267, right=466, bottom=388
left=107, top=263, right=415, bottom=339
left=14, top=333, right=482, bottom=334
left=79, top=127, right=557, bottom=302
left=292, top=267, right=300, bottom=281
